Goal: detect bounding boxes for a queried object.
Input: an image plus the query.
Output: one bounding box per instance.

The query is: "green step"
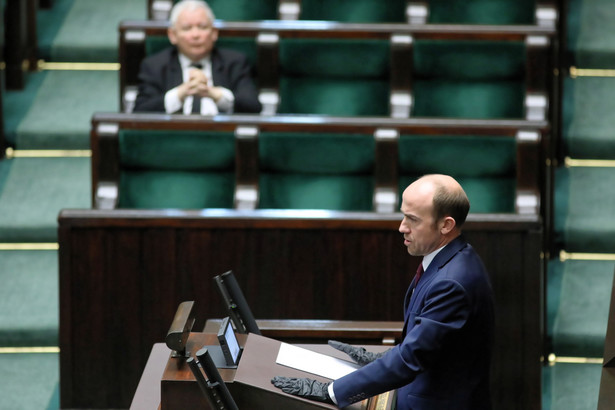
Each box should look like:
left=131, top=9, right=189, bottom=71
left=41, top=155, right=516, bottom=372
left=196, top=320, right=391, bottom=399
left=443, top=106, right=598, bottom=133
left=562, top=76, right=615, bottom=159
left=0, top=157, right=90, bottom=242
left=0, top=250, right=58, bottom=347
left=554, top=166, right=615, bottom=253
left=0, top=353, right=59, bottom=410
left=542, top=362, right=602, bottom=410
left=14, top=70, right=118, bottom=150
left=549, top=259, right=614, bottom=357
left=566, top=0, right=615, bottom=68
left=42, top=0, right=146, bottom=62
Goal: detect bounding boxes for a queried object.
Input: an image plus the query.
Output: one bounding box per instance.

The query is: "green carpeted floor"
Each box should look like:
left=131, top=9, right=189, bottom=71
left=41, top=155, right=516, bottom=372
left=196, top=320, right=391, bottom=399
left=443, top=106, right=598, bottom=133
left=566, top=0, right=615, bottom=68
left=46, top=0, right=146, bottom=62
left=0, top=251, right=58, bottom=347
left=542, top=362, right=602, bottom=410
left=0, top=157, right=90, bottom=242
left=0, top=353, right=59, bottom=410
left=549, top=259, right=615, bottom=357
left=562, top=76, right=615, bottom=159
left=2, top=72, right=49, bottom=147
left=1, top=0, right=614, bottom=409
left=554, top=166, right=615, bottom=253
left=15, top=71, right=118, bottom=149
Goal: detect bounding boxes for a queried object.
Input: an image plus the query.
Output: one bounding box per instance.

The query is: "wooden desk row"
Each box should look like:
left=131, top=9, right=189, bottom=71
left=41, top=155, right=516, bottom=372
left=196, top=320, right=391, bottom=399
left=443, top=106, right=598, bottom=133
left=58, top=208, right=543, bottom=409
left=91, top=112, right=549, bottom=215
left=119, top=19, right=556, bottom=118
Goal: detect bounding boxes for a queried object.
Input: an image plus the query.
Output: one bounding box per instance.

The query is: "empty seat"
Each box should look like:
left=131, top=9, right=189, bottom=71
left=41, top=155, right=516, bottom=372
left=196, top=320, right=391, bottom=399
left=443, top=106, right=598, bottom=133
left=277, top=39, right=390, bottom=116
left=117, top=129, right=236, bottom=209
left=425, top=0, right=536, bottom=24
left=398, top=135, right=517, bottom=213
left=412, top=40, right=526, bottom=119
left=258, top=132, right=375, bottom=210
left=299, top=0, right=407, bottom=23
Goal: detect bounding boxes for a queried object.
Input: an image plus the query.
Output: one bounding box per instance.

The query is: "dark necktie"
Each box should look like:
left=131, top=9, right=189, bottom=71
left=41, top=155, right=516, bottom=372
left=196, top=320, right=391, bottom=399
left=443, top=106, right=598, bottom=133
left=190, top=63, right=203, bottom=114
left=415, top=262, right=424, bottom=285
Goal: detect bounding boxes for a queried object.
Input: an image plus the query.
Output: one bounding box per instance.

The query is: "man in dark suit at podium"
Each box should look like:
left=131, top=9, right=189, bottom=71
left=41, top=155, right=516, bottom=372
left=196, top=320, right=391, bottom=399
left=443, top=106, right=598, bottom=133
left=273, top=174, right=496, bottom=409
left=134, top=0, right=261, bottom=114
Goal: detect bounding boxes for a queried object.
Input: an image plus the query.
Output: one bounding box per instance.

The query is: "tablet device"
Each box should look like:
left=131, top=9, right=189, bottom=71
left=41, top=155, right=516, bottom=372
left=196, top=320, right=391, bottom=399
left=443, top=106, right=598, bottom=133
left=217, top=317, right=242, bottom=366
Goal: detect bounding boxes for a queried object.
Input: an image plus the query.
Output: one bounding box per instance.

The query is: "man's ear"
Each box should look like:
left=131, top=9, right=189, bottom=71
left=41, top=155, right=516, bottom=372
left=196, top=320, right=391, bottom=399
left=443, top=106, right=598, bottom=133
left=440, top=216, right=456, bottom=235
left=168, top=28, right=178, bottom=45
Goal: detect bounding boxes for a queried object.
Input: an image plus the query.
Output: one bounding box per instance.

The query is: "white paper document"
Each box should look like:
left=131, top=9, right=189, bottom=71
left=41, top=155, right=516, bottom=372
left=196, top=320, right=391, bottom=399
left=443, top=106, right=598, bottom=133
left=276, top=343, right=361, bottom=380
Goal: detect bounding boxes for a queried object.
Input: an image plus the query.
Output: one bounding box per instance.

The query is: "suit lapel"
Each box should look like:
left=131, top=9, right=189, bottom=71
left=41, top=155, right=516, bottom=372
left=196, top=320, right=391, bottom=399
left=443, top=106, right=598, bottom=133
left=211, top=48, right=226, bottom=87
left=167, top=49, right=183, bottom=89
left=401, top=235, right=468, bottom=337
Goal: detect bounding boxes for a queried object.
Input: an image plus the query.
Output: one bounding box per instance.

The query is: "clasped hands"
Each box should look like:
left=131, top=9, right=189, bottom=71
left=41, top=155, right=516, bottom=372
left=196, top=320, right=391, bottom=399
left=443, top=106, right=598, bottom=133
left=178, top=68, right=223, bottom=102
left=271, top=340, right=389, bottom=404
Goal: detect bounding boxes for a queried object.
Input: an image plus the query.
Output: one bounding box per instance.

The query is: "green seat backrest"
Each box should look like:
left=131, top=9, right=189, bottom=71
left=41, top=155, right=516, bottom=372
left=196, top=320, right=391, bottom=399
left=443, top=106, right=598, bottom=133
left=172, top=0, right=279, bottom=20
left=258, top=132, right=375, bottom=210
left=300, top=0, right=407, bottom=22
left=117, top=129, right=235, bottom=209
left=427, top=0, right=536, bottom=24
left=277, top=39, right=390, bottom=116
left=398, top=135, right=517, bottom=213
left=412, top=40, right=526, bottom=119
left=145, top=36, right=257, bottom=67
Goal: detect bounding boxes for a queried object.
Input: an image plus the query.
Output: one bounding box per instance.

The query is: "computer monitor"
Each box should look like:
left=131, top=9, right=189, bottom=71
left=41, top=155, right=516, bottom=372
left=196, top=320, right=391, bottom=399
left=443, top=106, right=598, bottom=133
left=217, top=317, right=242, bottom=366
left=213, top=270, right=261, bottom=335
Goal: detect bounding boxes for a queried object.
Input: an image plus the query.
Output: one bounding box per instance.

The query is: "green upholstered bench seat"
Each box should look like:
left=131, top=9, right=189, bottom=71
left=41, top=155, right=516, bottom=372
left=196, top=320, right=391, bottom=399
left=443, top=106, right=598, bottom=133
left=426, top=0, right=536, bottom=24
left=398, top=135, right=517, bottom=213
left=258, top=132, right=375, bottom=211
left=118, top=129, right=236, bottom=209
left=412, top=40, right=526, bottom=119
left=0, top=250, right=58, bottom=347
left=170, top=0, right=279, bottom=20
left=145, top=36, right=258, bottom=67
left=299, top=0, right=407, bottom=22
left=277, top=39, right=390, bottom=116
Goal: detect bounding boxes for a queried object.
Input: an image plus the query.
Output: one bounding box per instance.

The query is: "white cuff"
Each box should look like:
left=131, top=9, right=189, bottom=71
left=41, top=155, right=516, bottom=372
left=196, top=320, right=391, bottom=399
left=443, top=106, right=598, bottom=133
left=215, top=87, right=235, bottom=113
left=328, top=382, right=338, bottom=405
left=164, top=87, right=183, bottom=114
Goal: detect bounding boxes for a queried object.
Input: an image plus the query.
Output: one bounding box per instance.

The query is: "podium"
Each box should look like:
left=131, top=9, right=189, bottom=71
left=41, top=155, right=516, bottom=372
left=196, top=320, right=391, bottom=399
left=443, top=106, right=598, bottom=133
left=136, top=332, right=394, bottom=409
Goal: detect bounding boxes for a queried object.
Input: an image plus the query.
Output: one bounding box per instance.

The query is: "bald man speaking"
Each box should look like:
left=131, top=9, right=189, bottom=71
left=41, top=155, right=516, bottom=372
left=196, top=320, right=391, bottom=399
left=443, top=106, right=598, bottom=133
left=272, top=174, right=495, bottom=410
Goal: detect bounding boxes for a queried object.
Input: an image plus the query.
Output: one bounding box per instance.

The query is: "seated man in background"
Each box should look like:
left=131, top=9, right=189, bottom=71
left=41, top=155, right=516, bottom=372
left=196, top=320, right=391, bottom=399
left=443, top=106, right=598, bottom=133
left=272, top=174, right=495, bottom=410
left=134, top=0, right=261, bottom=114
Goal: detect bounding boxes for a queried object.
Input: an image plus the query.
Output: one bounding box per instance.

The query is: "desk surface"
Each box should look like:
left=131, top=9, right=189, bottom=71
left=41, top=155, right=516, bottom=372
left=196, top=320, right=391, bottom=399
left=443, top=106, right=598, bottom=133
left=130, top=343, right=169, bottom=410
left=131, top=334, right=393, bottom=410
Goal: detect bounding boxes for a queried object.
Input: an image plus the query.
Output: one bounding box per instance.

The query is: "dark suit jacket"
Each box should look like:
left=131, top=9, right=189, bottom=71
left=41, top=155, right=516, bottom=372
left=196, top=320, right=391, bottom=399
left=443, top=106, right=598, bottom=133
left=133, top=46, right=261, bottom=113
left=333, top=235, right=495, bottom=410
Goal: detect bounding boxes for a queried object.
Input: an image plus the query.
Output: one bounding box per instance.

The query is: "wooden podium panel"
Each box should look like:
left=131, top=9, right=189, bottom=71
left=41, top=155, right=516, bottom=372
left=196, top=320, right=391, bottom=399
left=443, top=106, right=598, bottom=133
left=158, top=332, right=393, bottom=410
left=160, top=332, right=244, bottom=409
left=233, top=333, right=394, bottom=409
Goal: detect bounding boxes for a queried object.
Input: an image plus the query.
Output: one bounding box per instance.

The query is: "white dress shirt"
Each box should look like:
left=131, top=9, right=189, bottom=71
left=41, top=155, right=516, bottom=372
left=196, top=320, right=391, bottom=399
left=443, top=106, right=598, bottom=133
left=328, top=244, right=447, bottom=404
left=164, top=53, right=234, bottom=115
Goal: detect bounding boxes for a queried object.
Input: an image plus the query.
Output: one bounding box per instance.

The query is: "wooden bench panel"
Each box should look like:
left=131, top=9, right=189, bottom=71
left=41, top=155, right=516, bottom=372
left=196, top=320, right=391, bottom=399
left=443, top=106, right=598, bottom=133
left=58, top=209, right=543, bottom=409
left=91, top=112, right=549, bottom=214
